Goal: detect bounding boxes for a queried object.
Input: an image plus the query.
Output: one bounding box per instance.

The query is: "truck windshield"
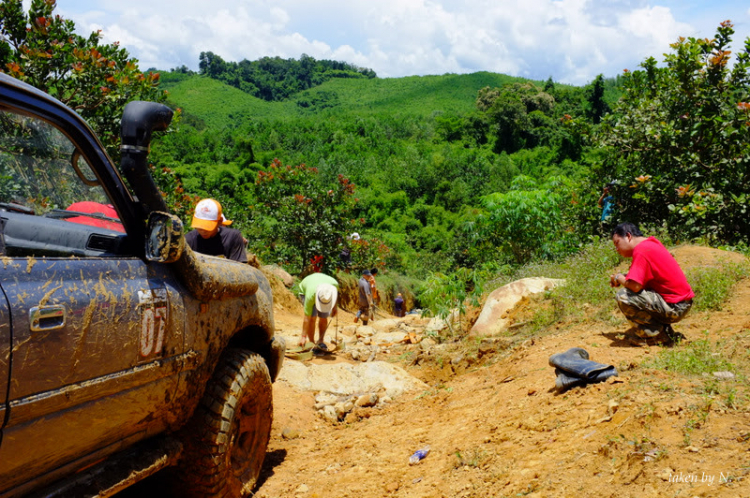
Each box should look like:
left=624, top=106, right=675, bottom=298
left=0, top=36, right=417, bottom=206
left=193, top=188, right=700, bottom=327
left=0, top=109, right=124, bottom=232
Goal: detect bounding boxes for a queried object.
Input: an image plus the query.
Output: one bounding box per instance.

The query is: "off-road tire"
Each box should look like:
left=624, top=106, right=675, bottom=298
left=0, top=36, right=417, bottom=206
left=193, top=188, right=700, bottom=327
left=180, top=349, right=273, bottom=497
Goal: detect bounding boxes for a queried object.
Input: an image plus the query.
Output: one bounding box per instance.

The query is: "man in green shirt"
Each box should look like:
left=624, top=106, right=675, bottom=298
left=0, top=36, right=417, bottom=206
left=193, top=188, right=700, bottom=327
left=298, top=272, right=339, bottom=350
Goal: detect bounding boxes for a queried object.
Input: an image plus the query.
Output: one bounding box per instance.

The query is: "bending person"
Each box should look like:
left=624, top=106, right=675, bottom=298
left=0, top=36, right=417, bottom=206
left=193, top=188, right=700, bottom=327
left=298, top=272, right=339, bottom=350
left=185, top=198, right=247, bottom=263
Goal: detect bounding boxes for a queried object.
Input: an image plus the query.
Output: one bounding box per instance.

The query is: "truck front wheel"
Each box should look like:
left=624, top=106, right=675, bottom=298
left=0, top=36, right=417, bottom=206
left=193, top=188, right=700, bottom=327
left=181, top=349, right=273, bottom=497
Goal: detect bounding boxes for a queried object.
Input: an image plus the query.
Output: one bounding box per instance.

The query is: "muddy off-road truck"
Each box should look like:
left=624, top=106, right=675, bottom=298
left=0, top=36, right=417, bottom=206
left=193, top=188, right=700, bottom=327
left=0, top=73, right=285, bottom=497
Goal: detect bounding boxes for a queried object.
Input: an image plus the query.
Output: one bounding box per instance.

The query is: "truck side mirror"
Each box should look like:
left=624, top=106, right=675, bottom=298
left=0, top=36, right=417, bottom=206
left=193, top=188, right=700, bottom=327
left=145, top=212, right=185, bottom=263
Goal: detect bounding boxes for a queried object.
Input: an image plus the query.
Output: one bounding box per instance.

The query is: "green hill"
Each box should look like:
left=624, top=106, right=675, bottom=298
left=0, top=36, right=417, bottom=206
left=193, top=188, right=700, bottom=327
left=162, top=76, right=298, bottom=128
left=161, top=71, right=555, bottom=128
left=153, top=69, right=601, bottom=276
left=294, top=72, right=536, bottom=116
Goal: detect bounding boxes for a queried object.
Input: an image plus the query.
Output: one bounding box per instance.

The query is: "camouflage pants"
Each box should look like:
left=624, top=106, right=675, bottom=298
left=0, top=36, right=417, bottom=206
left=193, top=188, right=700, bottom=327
left=615, top=288, right=693, bottom=338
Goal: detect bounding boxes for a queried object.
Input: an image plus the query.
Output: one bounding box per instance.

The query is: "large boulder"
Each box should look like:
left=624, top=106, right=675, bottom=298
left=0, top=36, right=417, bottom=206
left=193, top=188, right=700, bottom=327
left=469, top=277, right=565, bottom=337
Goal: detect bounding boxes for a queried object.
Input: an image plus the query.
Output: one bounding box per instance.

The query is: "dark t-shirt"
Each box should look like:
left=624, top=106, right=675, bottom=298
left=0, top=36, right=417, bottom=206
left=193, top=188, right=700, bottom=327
left=394, top=296, right=404, bottom=311
left=340, top=247, right=351, bottom=264
left=185, top=227, right=247, bottom=263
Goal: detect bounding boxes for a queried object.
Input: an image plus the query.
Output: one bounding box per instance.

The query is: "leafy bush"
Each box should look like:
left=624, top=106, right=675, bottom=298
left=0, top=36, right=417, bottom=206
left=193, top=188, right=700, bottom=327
left=685, top=261, right=750, bottom=311
left=419, top=268, right=483, bottom=340
left=348, top=235, right=393, bottom=274
left=251, top=159, right=360, bottom=274
left=476, top=175, right=581, bottom=265
left=592, top=21, right=750, bottom=244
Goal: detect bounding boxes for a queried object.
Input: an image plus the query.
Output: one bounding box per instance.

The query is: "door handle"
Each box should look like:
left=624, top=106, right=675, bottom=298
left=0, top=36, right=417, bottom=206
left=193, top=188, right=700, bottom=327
left=29, top=305, right=66, bottom=332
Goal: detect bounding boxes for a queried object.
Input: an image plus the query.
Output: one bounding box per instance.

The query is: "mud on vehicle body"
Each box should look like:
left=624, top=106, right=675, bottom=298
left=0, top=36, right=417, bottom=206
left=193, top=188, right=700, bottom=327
left=0, top=73, right=284, bottom=497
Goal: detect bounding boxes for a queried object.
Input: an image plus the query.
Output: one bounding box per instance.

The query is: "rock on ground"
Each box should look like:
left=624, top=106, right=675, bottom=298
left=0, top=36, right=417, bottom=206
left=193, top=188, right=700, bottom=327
left=470, top=277, right=565, bottom=337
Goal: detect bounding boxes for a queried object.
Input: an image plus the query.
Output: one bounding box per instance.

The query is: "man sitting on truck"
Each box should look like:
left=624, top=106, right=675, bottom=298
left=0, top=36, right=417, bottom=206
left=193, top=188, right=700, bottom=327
left=185, top=198, right=248, bottom=263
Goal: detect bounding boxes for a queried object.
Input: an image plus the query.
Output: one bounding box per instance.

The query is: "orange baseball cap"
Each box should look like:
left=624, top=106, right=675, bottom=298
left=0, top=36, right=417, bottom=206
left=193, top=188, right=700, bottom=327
left=192, top=199, right=224, bottom=231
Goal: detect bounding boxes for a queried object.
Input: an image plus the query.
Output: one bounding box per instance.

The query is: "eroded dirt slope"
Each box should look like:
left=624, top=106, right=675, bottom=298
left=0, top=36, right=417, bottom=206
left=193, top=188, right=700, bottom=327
left=256, top=246, right=750, bottom=498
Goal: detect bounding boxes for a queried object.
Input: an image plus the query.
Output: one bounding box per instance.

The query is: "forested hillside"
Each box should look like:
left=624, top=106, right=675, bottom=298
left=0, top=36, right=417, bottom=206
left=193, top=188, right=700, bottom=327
left=153, top=62, right=621, bottom=277
left=152, top=21, right=750, bottom=284
left=192, top=52, right=376, bottom=101
left=2, top=1, right=748, bottom=317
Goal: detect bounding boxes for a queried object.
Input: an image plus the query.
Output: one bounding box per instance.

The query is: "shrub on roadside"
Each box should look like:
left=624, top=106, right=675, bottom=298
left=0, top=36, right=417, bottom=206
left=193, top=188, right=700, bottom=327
left=685, top=261, right=750, bottom=311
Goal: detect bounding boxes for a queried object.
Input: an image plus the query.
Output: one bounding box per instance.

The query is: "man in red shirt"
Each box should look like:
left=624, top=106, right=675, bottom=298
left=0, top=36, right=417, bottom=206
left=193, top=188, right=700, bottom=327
left=610, top=222, right=694, bottom=344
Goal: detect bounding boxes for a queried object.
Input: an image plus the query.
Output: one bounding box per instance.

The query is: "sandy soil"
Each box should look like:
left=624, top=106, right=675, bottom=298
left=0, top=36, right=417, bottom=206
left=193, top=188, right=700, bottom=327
left=122, top=245, right=750, bottom=498
left=254, top=246, right=750, bottom=498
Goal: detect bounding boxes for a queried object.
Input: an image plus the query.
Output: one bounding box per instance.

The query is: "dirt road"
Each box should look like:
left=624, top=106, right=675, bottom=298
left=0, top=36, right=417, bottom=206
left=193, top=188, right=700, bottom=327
left=122, top=246, right=750, bottom=497
left=257, top=299, right=748, bottom=496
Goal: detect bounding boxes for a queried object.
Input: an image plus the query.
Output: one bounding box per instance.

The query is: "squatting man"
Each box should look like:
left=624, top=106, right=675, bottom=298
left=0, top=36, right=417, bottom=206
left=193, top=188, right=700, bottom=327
left=609, top=222, right=694, bottom=345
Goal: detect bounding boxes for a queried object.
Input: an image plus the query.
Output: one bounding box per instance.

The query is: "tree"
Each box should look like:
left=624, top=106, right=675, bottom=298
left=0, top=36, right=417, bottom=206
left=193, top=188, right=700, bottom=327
left=198, top=51, right=226, bottom=78
left=477, top=82, right=556, bottom=154
left=251, top=159, right=361, bottom=273
left=476, top=175, right=567, bottom=264
left=0, top=0, right=167, bottom=160
left=594, top=21, right=750, bottom=243
left=585, top=74, right=610, bottom=124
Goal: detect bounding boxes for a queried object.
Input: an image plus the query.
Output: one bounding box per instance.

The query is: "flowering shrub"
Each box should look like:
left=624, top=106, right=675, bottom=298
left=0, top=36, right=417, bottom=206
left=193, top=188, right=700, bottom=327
left=252, top=159, right=360, bottom=273
left=595, top=21, right=750, bottom=242
left=0, top=0, right=168, bottom=161
left=349, top=235, right=392, bottom=273
left=150, top=165, right=200, bottom=224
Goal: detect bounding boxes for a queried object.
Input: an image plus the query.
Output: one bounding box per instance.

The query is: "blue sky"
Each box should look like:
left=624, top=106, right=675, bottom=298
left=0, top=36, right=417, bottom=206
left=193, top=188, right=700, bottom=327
left=46, top=0, right=750, bottom=85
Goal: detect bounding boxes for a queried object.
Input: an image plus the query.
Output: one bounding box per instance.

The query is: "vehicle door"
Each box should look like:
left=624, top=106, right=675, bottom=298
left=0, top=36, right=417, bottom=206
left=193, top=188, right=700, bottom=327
left=0, top=284, right=9, bottom=438
left=0, top=108, right=186, bottom=491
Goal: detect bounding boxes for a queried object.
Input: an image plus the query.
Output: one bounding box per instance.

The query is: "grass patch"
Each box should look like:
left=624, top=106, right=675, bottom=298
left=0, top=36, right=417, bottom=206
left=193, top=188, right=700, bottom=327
left=515, top=239, right=621, bottom=309
left=453, top=447, right=489, bottom=469
left=685, top=260, right=750, bottom=311
left=414, top=383, right=453, bottom=400
left=644, top=332, right=749, bottom=414
left=643, top=334, right=734, bottom=376
left=484, top=239, right=622, bottom=331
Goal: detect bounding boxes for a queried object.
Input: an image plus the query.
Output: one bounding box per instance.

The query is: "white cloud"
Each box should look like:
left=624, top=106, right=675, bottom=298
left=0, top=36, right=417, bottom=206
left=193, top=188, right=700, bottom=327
left=49, top=0, right=749, bottom=85
left=269, top=7, right=290, bottom=28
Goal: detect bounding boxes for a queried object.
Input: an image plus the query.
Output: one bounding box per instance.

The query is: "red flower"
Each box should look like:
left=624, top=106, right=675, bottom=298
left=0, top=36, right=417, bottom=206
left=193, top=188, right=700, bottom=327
left=676, top=185, right=694, bottom=198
